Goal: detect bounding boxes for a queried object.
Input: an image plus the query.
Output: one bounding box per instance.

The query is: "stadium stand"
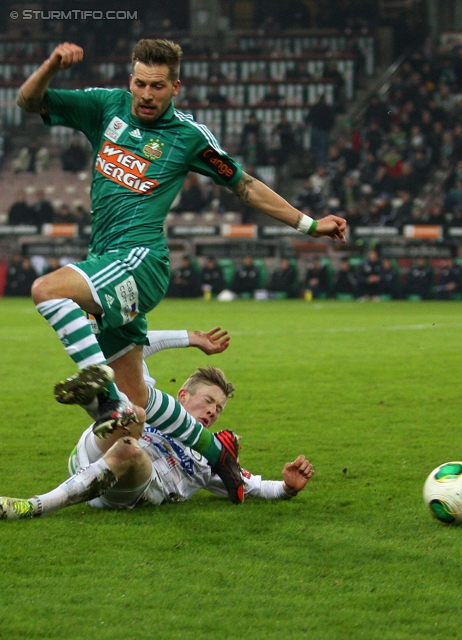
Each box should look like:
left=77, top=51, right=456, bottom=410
left=2, top=3, right=462, bottom=300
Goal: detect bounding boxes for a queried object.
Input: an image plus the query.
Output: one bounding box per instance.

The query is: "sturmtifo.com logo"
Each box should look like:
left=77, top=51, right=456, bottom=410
left=11, top=10, right=137, bottom=20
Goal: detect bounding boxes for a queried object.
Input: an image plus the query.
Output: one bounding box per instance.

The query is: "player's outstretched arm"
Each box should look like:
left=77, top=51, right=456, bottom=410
left=143, top=327, right=230, bottom=359
left=17, top=42, right=83, bottom=113
left=188, top=327, right=230, bottom=355
left=282, top=455, right=315, bottom=496
left=228, top=173, right=346, bottom=242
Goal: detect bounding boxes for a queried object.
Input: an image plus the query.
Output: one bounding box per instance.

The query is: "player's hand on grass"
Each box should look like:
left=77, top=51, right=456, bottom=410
left=48, top=43, right=84, bottom=70
left=189, top=327, right=230, bottom=355
left=282, top=455, right=314, bottom=495
left=310, top=214, right=346, bottom=242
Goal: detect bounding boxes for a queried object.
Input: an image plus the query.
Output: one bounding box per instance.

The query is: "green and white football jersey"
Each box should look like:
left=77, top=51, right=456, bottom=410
left=44, top=88, right=243, bottom=256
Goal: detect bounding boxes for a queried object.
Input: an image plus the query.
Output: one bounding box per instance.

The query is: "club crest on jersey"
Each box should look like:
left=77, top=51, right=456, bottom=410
left=104, top=116, right=128, bottom=142
left=143, top=138, right=164, bottom=161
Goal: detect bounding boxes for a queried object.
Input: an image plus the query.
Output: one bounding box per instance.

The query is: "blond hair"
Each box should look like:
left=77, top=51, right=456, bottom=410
left=131, top=39, right=182, bottom=81
left=181, top=366, right=235, bottom=399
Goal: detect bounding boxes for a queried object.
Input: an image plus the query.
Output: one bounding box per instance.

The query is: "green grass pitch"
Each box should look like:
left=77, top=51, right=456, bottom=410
left=1, top=297, right=462, bottom=639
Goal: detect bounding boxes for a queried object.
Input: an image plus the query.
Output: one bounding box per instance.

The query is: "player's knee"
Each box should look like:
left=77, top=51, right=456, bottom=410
left=105, top=436, right=144, bottom=469
left=31, top=275, right=48, bottom=304
left=31, top=273, right=59, bottom=304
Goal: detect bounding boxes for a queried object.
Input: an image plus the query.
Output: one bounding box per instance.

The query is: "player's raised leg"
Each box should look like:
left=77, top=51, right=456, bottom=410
left=32, top=266, right=134, bottom=430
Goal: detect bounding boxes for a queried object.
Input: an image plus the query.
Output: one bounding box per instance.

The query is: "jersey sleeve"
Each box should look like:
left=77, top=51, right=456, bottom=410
left=42, top=88, right=108, bottom=147
left=184, top=124, right=243, bottom=187
left=205, top=468, right=294, bottom=499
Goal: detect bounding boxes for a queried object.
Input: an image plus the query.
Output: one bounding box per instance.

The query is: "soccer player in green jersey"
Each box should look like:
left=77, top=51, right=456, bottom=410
left=17, top=40, right=345, bottom=502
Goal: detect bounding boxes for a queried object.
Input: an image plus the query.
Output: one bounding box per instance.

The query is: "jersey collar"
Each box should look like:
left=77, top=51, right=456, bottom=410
left=129, top=102, right=175, bottom=128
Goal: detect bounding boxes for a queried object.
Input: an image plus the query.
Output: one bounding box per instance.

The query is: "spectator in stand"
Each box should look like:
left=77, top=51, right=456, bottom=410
left=309, top=165, right=331, bottom=195
left=12, top=140, right=49, bottom=174
left=4, top=257, right=38, bottom=297
left=4, top=253, right=23, bottom=296
left=268, top=258, right=298, bottom=298
left=208, top=183, right=242, bottom=215
left=232, top=255, right=261, bottom=296
left=53, top=203, right=77, bottom=224
left=201, top=257, right=225, bottom=296
left=371, top=164, right=397, bottom=198
left=337, top=175, right=361, bottom=210
left=444, top=178, right=462, bottom=213
left=61, top=138, right=88, bottom=173
left=382, top=145, right=404, bottom=180
left=356, top=249, right=383, bottom=299
left=358, top=150, right=380, bottom=185
left=434, top=257, right=462, bottom=300
left=206, top=86, right=230, bottom=106
left=259, top=85, right=285, bottom=106
left=292, top=177, right=325, bottom=215
left=176, top=85, right=203, bottom=108
left=404, top=258, right=434, bottom=299
left=391, top=190, right=414, bottom=228
left=408, top=145, right=432, bottom=182
left=336, top=136, right=360, bottom=171
left=285, top=61, right=310, bottom=80
left=30, top=190, right=54, bottom=226
left=73, top=204, right=92, bottom=238
left=240, top=132, right=267, bottom=167
left=271, top=113, right=296, bottom=166
left=306, top=94, right=335, bottom=167
left=173, top=174, right=207, bottom=213
left=363, top=121, right=385, bottom=155
left=387, top=123, right=408, bottom=150
left=332, top=258, right=358, bottom=298
left=303, top=257, right=330, bottom=299
left=323, top=62, right=346, bottom=113
left=7, top=192, right=33, bottom=225
left=43, top=257, right=61, bottom=274
left=396, top=162, right=421, bottom=195
left=239, top=112, right=263, bottom=151
left=167, top=256, right=201, bottom=298
left=381, top=258, right=402, bottom=299
left=208, top=62, right=226, bottom=82
left=111, top=64, right=129, bottom=83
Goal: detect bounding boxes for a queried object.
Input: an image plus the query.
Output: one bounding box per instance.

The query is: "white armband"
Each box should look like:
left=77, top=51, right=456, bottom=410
left=259, top=480, right=295, bottom=500
left=296, top=214, right=318, bottom=235
left=143, top=330, right=189, bottom=359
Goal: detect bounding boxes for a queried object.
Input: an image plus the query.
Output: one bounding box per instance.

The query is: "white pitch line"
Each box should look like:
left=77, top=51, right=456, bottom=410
left=232, top=322, right=462, bottom=336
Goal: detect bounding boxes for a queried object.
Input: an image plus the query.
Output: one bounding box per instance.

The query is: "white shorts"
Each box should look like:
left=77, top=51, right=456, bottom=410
left=69, top=426, right=165, bottom=509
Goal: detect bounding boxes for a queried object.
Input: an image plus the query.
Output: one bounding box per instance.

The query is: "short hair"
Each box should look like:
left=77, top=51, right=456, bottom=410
left=181, top=366, right=235, bottom=399
left=131, top=39, right=182, bottom=81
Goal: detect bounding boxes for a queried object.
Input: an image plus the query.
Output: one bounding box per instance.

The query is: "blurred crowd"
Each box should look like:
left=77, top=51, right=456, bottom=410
left=292, top=38, right=462, bottom=230
left=7, top=189, right=90, bottom=232
left=163, top=251, right=462, bottom=301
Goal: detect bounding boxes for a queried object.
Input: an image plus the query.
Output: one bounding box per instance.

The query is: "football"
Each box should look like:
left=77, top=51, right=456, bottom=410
left=423, top=461, right=462, bottom=524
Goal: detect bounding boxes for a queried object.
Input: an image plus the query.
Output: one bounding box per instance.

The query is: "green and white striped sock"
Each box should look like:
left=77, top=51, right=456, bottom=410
left=145, top=385, right=222, bottom=465
left=36, top=298, right=119, bottom=400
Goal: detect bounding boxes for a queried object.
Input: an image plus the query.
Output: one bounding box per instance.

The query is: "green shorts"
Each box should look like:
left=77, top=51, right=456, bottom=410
left=70, top=246, right=170, bottom=361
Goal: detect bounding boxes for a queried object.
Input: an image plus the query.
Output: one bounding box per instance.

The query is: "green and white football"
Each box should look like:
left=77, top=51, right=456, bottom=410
left=423, top=462, right=462, bottom=524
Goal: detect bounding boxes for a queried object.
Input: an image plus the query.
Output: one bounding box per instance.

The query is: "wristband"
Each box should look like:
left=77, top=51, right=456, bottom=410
left=296, top=214, right=318, bottom=235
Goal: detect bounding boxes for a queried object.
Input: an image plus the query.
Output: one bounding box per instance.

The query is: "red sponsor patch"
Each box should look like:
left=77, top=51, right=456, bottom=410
left=95, top=140, right=160, bottom=194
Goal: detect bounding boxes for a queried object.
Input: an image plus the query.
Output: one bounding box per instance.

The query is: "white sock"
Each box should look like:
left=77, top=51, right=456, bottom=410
left=29, top=458, right=116, bottom=515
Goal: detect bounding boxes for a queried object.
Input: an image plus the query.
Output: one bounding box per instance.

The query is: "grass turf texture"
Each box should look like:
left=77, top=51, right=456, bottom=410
left=1, top=297, right=461, bottom=639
